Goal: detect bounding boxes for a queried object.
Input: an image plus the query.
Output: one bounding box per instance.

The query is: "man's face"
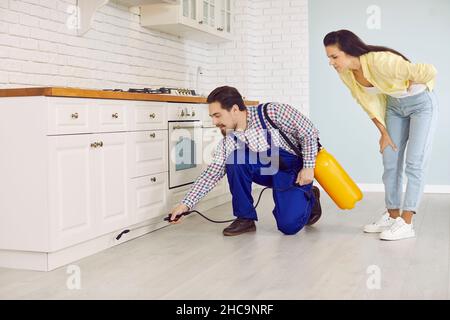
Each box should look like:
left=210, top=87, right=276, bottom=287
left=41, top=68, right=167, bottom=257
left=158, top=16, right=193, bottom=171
left=208, top=102, right=239, bottom=136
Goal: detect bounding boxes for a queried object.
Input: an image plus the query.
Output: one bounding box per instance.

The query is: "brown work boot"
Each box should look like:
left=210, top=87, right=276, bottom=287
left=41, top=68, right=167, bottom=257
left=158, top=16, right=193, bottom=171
left=223, top=218, right=256, bottom=236
left=307, top=186, right=322, bottom=226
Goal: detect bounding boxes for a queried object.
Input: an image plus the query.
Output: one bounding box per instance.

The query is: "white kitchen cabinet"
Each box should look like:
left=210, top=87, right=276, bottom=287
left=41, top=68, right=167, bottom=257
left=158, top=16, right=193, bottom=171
left=129, top=172, right=168, bottom=225
left=130, top=102, right=168, bottom=131
left=140, top=0, right=234, bottom=43
left=48, top=132, right=130, bottom=251
left=48, top=134, right=96, bottom=251
left=0, top=94, right=235, bottom=271
left=217, top=0, right=232, bottom=35
left=199, top=0, right=233, bottom=36
left=127, top=130, right=168, bottom=178
left=47, top=98, right=93, bottom=135
left=95, top=133, right=130, bottom=236
left=96, top=100, right=129, bottom=133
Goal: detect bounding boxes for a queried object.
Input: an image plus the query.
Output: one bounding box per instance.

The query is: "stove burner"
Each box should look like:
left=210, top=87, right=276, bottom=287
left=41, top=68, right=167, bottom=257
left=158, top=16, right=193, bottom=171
left=102, top=89, right=124, bottom=92
left=103, top=87, right=197, bottom=96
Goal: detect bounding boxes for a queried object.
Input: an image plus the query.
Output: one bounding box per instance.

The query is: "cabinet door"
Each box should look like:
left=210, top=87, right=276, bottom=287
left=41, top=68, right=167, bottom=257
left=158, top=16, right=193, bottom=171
left=217, top=0, right=232, bottom=34
left=181, top=0, right=200, bottom=28
left=199, top=0, right=218, bottom=32
left=48, top=135, right=96, bottom=251
left=94, top=132, right=130, bottom=235
left=129, top=173, right=167, bottom=225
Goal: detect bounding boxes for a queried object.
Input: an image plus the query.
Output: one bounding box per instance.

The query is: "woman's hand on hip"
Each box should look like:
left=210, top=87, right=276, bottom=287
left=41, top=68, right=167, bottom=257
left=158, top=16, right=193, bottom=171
left=379, top=132, right=398, bottom=153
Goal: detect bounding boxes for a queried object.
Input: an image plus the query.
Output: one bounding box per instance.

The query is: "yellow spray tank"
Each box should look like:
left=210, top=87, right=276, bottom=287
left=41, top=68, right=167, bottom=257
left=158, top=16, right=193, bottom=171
left=314, top=148, right=363, bottom=209
left=260, top=103, right=362, bottom=209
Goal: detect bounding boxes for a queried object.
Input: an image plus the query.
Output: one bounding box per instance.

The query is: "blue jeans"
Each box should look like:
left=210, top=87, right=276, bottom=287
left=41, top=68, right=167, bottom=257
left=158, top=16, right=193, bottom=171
left=382, top=90, right=438, bottom=212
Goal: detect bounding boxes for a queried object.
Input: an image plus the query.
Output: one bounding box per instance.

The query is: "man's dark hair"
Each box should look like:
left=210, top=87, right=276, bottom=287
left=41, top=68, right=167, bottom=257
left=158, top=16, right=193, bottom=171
left=207, top=86, right=247, bottom=111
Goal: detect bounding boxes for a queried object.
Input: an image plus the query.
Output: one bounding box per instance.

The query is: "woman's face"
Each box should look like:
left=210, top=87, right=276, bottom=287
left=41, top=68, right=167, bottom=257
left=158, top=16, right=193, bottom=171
left=325, top=45, right=353, bottom=73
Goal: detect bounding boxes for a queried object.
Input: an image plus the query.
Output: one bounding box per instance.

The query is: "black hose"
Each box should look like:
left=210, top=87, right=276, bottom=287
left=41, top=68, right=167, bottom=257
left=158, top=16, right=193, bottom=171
left=164, top=185, right=312, bottom=224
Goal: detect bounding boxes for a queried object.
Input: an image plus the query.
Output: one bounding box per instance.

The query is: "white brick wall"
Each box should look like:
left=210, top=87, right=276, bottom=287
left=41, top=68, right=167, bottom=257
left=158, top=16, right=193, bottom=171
left=0, top=0, right=309, bottom=112
left=0, top=0, right=213, bottom=91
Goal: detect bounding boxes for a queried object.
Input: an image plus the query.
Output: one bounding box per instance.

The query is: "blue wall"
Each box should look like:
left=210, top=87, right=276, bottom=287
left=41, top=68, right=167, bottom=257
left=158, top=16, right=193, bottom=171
left=309, top=0, right=450, bottom=185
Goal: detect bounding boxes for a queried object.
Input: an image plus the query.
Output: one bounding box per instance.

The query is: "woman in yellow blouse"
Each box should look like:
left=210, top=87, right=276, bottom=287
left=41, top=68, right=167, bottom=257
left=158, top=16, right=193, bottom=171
left=324, top=30, right=438, bottom=241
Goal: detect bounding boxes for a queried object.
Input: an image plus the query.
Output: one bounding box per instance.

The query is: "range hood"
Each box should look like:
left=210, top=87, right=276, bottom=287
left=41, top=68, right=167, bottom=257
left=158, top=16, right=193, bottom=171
left=76, top=0, right=180, bottom=36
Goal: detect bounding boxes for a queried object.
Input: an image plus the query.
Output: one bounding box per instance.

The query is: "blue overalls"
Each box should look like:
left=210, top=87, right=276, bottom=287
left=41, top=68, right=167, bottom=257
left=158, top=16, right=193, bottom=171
left=225, top=104, right=315, bottom=235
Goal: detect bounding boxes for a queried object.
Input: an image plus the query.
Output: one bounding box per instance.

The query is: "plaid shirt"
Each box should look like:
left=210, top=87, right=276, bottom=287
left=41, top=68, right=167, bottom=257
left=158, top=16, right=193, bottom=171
left=182, top=102, right=320, bottom=209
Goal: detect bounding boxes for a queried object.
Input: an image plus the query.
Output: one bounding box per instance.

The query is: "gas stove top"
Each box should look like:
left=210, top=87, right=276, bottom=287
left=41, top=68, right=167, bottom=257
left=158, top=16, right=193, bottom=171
left=102, top=87, right=198, bottom=96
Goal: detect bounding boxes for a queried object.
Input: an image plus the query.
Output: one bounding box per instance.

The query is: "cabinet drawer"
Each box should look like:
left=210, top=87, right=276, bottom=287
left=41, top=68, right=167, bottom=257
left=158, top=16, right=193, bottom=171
left=128, top=130, right=168, bottom=178
left=129, top=173, right=167, bottom=225
left=47, top=98, right=93, bottom=135
left=96, top=100, right=129, bottom=132
left=130, top=102, right=167, bottom=131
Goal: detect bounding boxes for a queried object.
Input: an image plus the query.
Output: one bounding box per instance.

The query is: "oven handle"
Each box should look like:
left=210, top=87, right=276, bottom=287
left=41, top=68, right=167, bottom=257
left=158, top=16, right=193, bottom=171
left=172, top=124, right=204, bottom=130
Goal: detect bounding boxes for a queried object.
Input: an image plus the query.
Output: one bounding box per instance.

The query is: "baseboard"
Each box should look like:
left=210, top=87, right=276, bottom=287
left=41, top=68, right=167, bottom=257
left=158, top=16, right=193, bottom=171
left=356, top=184, right=450, bottom=194
left=0, top=194, right=234, bottom=272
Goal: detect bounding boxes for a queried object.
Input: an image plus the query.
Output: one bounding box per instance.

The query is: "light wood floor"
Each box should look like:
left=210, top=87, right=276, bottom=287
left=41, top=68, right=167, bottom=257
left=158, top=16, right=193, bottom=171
left=1, top=191, right=450, bottom=300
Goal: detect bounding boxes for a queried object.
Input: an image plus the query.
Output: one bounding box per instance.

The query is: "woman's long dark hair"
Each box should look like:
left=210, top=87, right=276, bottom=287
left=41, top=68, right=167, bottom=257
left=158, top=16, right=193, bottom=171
left=323, top=30, right=410, bottom=62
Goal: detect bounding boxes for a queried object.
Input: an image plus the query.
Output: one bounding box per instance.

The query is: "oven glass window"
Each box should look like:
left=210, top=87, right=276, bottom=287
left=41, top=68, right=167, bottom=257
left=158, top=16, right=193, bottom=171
left=175, top=136, right=197, bottom=171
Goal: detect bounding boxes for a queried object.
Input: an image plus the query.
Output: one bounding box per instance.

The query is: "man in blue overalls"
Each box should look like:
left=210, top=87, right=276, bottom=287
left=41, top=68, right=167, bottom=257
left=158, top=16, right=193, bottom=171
left=169, top=86, right=322, bottom=236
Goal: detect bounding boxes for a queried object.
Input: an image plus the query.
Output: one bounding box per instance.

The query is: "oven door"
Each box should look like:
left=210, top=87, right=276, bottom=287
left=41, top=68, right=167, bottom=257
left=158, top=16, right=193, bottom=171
left=168, top=121, right=204, bottom=189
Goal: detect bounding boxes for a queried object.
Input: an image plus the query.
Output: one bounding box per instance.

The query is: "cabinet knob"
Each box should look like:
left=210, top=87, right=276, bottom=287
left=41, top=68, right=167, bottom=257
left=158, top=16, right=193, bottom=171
left=98, top=141, right=103, bottom=147
left=149, top=133, right=156, bottom=138
left=149, top=113, right=156, bottom=119
left=217, top=27, right=224, bottom=31
left=71, top=112, right=79, bottom=119
left=90, top=142, right=98, bottom=148
left=112, top=113, right=119, bottom=119
left=198, top=20, right=204, bottom=24
left=151, top=177, right=157, bottom=182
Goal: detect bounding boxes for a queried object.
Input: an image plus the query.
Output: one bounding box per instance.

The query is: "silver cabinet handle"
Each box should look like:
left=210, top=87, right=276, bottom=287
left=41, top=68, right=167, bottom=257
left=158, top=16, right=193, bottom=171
left=149, top=133, right=156, bottom=138
left=149, top=113, right=156, bottom=119
left=151, top=177, right=157, bottom=182
left=71, top=112, right=79, bottom=119
left=112, top=113, right=119, bottom=119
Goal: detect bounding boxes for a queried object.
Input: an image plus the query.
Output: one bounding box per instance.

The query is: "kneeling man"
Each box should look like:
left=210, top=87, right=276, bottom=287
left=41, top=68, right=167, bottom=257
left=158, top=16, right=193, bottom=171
left=169, top=86, right=322, bottom=236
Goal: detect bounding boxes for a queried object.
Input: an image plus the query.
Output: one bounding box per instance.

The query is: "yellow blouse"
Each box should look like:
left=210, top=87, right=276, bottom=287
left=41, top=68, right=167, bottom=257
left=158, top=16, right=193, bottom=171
left=339, top=51, right=437, bottom=127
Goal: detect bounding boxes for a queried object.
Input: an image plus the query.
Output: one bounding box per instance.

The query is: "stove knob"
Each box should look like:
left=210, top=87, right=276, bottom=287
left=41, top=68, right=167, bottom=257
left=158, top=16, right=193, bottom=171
left=180, top=109, right=185, bottom=117
left=191, top=110, right=196, bottom=117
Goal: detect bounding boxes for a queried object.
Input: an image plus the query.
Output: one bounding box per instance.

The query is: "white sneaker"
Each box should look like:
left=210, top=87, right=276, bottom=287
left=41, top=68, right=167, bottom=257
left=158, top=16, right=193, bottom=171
left=379, top=217, right=415, bottom=241
left=363, top=212, right=396, bottom=233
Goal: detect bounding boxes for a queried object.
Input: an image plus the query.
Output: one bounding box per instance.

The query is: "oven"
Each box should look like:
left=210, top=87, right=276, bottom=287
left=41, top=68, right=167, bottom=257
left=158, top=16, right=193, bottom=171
left=168, top=120, right=204, bottom=189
